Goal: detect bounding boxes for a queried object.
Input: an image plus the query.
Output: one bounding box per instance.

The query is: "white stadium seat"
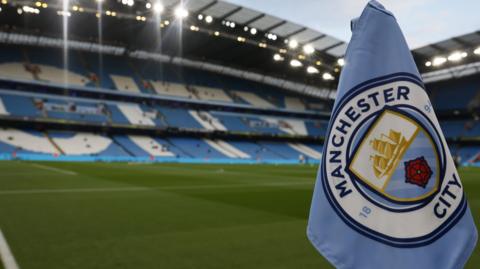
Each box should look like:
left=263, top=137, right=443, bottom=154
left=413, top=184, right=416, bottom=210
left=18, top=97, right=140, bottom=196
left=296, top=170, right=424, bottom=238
left=189, top=110, right=227, bottom=131
left=36, top=65, right=89, bottom=86
left=128, top=135, right=175, bottom=157
left=52, top=133, right=112, bottom=155
left=110, top=75, right=141, bottom=92
left=284, top=97, right=306, bottom=111
left=287, top=143, right=322, bottom=159
left=0, top=63, right=35, bottom=81
left=117, top=104, right=155, bottom=126
left=0, top=128, right=59, bottom=154
left=232, top=91, right=276, bottom=108
left=194, top=86, right=233, bottom=103
left=150, top=81, right=194, bottom=98
left=204, top=139, right=250, bottom=158
left=262, top=117, right=308, bottom=136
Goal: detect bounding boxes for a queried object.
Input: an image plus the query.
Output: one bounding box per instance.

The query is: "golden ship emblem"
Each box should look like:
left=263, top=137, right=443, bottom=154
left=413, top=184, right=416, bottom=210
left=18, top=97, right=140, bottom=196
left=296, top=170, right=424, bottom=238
left=370, top=129, right=409, bottom=179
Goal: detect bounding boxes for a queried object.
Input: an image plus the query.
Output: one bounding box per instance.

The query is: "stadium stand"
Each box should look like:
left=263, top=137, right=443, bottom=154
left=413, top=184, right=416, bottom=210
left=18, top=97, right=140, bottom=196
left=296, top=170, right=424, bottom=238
left=0, top=32, right=478, bottom=165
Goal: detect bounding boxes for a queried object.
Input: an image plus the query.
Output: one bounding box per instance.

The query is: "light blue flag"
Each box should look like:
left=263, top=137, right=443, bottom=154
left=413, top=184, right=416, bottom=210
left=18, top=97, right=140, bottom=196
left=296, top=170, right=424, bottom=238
left=307, top=1, right=478, bottom=268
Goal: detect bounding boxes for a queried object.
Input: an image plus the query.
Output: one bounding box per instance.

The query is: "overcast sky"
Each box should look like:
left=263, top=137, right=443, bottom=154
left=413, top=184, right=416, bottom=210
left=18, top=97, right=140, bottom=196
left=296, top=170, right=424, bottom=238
left=226, top=0, right=480, bottom=49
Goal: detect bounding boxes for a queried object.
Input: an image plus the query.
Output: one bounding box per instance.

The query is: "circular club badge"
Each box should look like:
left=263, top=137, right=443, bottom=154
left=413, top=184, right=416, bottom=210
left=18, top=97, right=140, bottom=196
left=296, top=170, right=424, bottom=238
left=321, top=74, right=467, bottom=247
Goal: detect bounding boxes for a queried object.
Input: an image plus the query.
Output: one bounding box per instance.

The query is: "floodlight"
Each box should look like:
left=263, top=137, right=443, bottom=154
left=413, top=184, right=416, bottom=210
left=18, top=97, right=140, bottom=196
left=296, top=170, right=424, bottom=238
left=307, top=66, right=319, bottom=74
left=174, top=6, right=188, bottom=19
left=288, top=39, right=298, bottom=49
left=290, top=59, right=302, bottom=67
left=153, top=2, right=164, bottom=14
left=273, top=54, right=284, bottom=61
left=303, top=44, right=315, bottom=54
left=205, top=15, right=213, bottom=23
left=337, top=58, right=345, bottom=66
left=432, top=56, right=447, bottom=66
left=250, top=28, right=257, bottom=35
left=323, top=72, right=334, bottom=80
left=447, top=51, right=467, bottom=62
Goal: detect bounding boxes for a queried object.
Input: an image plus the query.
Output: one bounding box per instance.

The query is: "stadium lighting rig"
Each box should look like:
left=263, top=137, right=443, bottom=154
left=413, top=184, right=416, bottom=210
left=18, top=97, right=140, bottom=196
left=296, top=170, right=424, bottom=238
left=424, top=47, right=480, bottom=68
left=1, top=0, right=340, bottom=80
left=302, top=44, right=315, bottom=55
left=153, top=2, right=164, bottom=14
left=173, top=6, right=188, bottom=19
left=288, top=39, right=299, bottom=49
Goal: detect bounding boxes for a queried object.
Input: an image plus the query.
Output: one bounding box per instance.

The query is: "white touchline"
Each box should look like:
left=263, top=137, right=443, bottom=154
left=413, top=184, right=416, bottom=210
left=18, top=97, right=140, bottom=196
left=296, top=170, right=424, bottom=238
left=31, top=164, right=77, bottom=176
left=0, top=228, right=20, bottom=269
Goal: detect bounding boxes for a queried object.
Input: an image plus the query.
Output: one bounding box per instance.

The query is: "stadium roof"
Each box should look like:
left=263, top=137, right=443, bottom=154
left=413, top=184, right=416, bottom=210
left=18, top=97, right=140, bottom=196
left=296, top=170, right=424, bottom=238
left=0, top=0, right=348, bottom=93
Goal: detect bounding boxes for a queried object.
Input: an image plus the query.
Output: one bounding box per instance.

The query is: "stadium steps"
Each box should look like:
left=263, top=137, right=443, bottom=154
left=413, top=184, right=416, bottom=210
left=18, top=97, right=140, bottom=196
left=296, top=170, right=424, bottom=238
left=44, top=132, right=65, bottom=155
left=77, top=51, right=99, bottom=87
left=163, top=138, right=194, bottom=158
left=288, top=143, right=322, bottom=160
left=126, top=59, right=155, bottom=94
left=21, top=48, right=41, bottom=81
left=257, top=142, right=290, bottom=159
left=111, top=138, right=135, bottom=157
left=204, top=139, right=250, bottom=159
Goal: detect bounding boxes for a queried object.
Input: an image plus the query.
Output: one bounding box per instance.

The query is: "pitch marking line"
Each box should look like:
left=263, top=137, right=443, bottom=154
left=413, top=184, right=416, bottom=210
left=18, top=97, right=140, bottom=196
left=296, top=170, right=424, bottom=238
left=0, top=228, right=19, bottom=269
left=0, top=182, right=313, bottom=195
left=31, top=164, right=77, bottom=176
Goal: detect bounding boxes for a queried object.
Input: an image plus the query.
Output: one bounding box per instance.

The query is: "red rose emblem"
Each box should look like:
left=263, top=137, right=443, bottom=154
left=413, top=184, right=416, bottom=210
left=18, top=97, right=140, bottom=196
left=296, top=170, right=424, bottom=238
left=404, top=157, right=432, bottom=188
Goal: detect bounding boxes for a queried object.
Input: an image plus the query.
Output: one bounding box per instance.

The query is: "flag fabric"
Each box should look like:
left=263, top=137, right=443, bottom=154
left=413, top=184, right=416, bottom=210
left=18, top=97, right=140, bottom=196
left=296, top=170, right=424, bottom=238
left=307, top=1, right=478, bottom=268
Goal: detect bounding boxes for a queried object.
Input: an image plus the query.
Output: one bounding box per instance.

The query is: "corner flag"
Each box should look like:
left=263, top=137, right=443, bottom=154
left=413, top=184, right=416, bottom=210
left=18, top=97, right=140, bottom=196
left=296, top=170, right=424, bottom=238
left=307, top=1, right=478, bottom=268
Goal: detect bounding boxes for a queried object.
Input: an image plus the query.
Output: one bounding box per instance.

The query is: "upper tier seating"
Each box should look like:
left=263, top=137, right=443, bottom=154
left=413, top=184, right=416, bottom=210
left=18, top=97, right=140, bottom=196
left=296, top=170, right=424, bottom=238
left=0, top=93, right=40, bottom=117
left=110, top=75, right=141, bottom=93
left=117, top=104, right=156, bottom=126
left=428, top=76, right=480, bottom=111
left=0, top=44, right=331, bottom=113
left=150, top=81, right=195, bottom=99
left=232, top=91, right=276, bottom=108
left=0, top=98, right=8, bottom=115
left=43, top=99, right=108, bottom=123
left=284, top=97, right=306, bottom=111
left=193, top=86, right=233, bottom=103
left=262, top=117, right=308, bottom=136
left=36, top=64, right=89, bottom=86
left=156, top=106, right=203, bottom=129
left=189, top=111, right=227, bottom=131
left=0, top=63, right=35, bottom=81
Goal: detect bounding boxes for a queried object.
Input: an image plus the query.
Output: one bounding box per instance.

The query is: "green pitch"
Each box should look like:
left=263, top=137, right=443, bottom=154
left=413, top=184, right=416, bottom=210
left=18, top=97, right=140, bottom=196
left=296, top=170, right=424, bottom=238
left=0, top=161, right=478, bottom=269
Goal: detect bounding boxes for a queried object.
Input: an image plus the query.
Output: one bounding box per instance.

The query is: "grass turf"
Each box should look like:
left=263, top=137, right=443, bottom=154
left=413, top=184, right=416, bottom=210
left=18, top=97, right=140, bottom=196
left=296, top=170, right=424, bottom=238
left=0, top=161, right=477, bottom=269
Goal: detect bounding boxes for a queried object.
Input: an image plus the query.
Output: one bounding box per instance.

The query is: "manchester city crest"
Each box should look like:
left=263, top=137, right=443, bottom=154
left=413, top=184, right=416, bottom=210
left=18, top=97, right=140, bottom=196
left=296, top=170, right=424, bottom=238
left=321, top=74, right=467, bottom=247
